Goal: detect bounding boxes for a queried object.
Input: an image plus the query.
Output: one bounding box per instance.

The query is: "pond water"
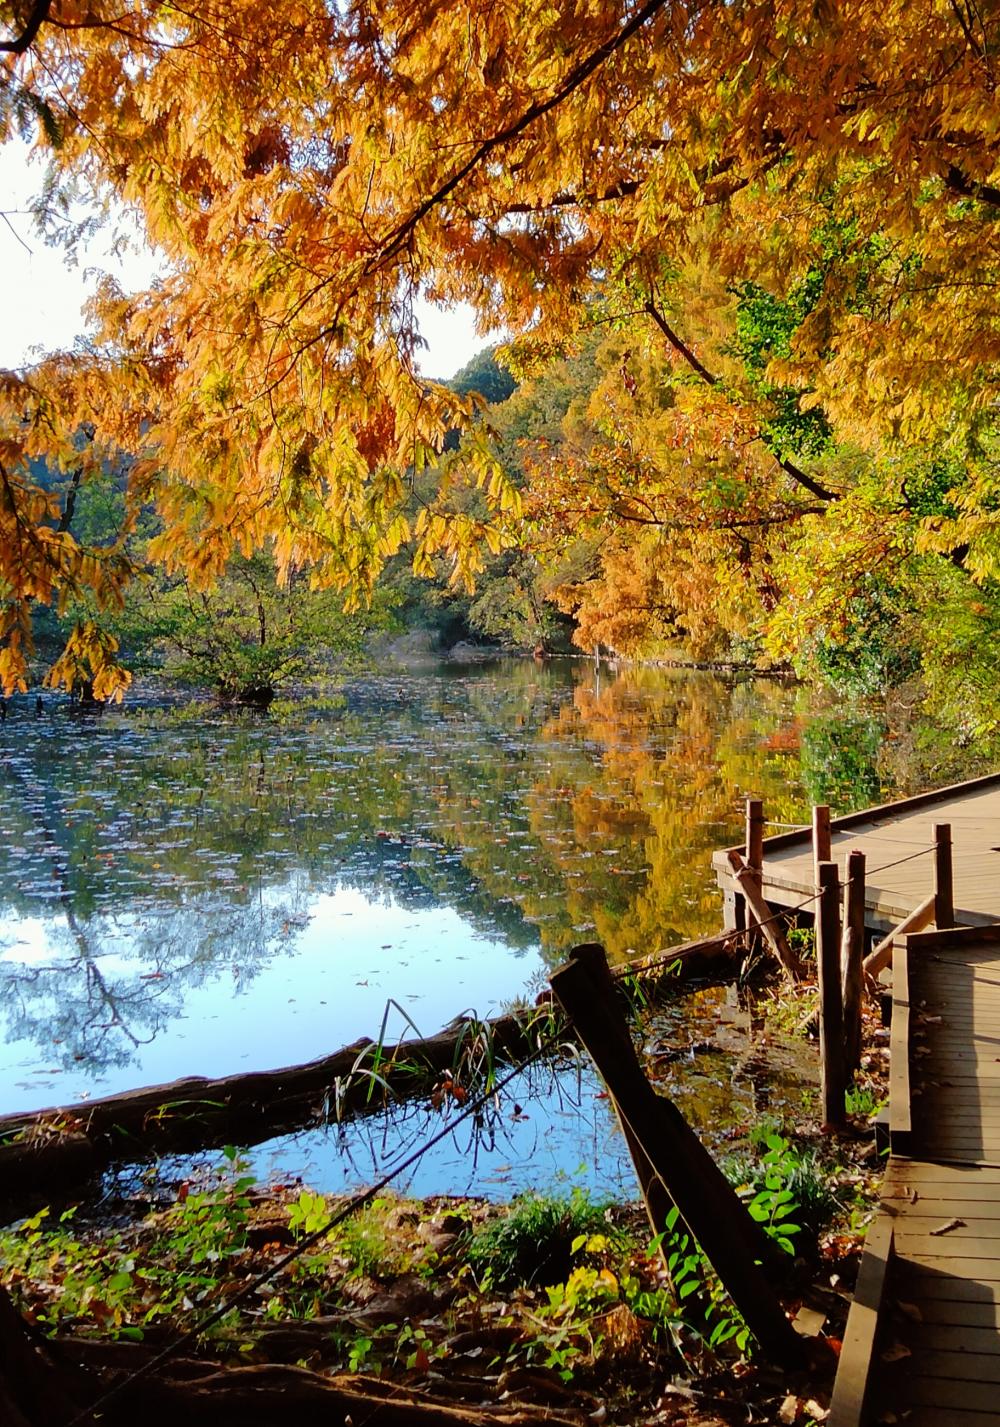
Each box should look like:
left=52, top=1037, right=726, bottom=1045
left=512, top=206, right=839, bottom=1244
left=0, top=659, right=899, bottom=1195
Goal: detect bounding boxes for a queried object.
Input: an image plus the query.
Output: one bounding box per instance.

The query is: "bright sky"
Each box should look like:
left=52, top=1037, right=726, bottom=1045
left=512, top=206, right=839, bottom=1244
left=0, top=141, right=486, bottom=379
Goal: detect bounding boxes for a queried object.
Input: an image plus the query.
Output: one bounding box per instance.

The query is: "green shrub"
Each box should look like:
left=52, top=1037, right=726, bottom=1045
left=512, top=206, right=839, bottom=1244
left=466, top=1189, right=612, bottom=1289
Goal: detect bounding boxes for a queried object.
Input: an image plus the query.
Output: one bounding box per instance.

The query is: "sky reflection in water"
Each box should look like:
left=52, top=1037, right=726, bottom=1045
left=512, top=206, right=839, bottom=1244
left=0, top=660, right=891, bottom=1192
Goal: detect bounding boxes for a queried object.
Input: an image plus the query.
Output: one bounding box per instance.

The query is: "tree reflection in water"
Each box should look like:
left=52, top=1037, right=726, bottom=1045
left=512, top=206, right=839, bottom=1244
left=0, top=662, right=892, bottom=1112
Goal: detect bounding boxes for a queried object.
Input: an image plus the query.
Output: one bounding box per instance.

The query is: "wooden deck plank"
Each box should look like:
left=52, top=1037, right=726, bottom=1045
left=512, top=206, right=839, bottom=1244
left=907, top=1349, right=1000, bottom=1383
left=827, top=1215, right=894, bottom=1427
left=889, top=1199, right=1000, bottom=1218
left=886, top=1162, right=1000, bottom=1183
left=902, top=1414, right=1000, bottom=1427
left=904, top=1300, right=1000, bottom=1327
left=830, top=920, right=1000, bottom=1424
left=904, top=1378, right=1000, bottom=1412
left=894, top=1227, right=1000, bottom=1249
left=898, top=1413, right=1000, bottom=1427
left=886, top=1182, right=1000, bottom=1201
left=893, top=1272, right=1000, bottom=1301
left=907, top=1324, right=1000, bottom=1354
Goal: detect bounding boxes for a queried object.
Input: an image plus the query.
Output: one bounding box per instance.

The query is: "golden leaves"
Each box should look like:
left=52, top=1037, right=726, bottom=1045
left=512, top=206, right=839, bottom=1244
left=44, top=621, right=132, bottom=703
left=2, top=0, right=1000, bottom=691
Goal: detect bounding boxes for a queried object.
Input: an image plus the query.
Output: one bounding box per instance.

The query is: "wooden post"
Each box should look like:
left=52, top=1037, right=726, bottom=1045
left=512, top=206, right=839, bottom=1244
left=934, top=822, right=954, bottom=929
left=817, top=859, right=846, bottom=1128
left=842, top=850, right=866, bottom=1079
left=863, top=894, right=936, bottom=980
left=812, top=805, right=831, bottom=887
left=727, top=850, right=803, bottom=980
left=551, top=945, right=802, bottom=1367
left=562, top=946, right=681, bottom=1258
left=745, top=797, right=764, bottom=942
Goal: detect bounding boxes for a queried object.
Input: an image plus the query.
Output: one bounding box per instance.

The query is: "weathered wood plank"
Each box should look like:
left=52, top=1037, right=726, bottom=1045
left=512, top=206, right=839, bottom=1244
left=904, top=1376, right=1000, bottom=1411
left=899, top=1412, right=1000, bottom=1427
left=907, top=1300, right=1000, bottom=1327
left=886, top=1181, right=1000, bottom=1201
left=895, top=1255, right=1000, bottom=1276
left=892, top=1201, right=1000, bottom=1222
left=890, top=937, right=913, bottom=1146
left=894, top=1225, right=1000, bottom=1249
left=866, top=894, right=936, bottom=979
left=886, top=1162, right=1000, bottom=1180
left=827, top=1215, right=894, bottom=1427
left=549, top=945, right=803, bottom=1367
left=725, top=849, right=802, bottom=980
left=893, top=1273, right=1000, bottom=1302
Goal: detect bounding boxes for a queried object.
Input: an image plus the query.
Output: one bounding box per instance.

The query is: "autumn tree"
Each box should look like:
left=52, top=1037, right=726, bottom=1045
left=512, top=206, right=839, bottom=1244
left=1, top=0, right=999, bottom=696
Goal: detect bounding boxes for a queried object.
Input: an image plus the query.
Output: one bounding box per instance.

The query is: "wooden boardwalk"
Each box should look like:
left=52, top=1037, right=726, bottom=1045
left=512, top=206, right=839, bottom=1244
left=831, top=926, right=1000, bottom=1425
left=713, top=772, right=1000, bottom=936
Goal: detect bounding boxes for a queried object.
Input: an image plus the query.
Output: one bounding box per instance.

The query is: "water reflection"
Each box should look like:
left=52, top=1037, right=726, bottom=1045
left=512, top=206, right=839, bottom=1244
left=0, top=661, right=890, bottom=1113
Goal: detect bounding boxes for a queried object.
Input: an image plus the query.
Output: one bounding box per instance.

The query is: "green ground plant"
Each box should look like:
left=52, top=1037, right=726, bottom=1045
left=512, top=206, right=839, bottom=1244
left=845, top=1084, right=885, bottom=1119
left=465, top=1188, right=613, bottom=1290
left=724, top=1130, right=840, bottom=1251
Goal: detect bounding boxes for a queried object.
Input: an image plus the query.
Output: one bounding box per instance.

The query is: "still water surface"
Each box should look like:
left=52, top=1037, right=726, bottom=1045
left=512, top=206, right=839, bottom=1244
left=0, top=660, right=894, bottom=1192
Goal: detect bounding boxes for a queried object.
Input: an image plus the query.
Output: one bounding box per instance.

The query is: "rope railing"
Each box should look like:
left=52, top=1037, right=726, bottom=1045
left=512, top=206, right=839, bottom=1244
left=866, top=844, right=937, bottom=877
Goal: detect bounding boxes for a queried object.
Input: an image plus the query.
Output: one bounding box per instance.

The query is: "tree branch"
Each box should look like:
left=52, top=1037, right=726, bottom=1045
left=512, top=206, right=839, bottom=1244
left=0, top=0, right=53, bottom=53
left=944, top=164, right=1000, bottom=209
left=57, top=466, right=83, bottom=535
left=368, top=0, right=671, bottom=274
left=498, top=154, right=763, bottom=216
left=643, top=299, right=837, bottom=503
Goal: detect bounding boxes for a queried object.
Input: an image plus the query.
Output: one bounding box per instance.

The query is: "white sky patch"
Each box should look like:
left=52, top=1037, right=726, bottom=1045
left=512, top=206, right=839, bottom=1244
left=1, top=140, right=486, bottom=378
left=0, top=914, right=60, bottom=964
left=0, top=140, right=157, bottom=366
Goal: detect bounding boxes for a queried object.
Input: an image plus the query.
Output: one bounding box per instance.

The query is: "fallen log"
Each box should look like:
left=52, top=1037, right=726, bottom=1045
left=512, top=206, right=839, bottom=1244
left=614, top=929, right=739, bottom=980
left=0, top=1011, right=548, bottom=1211
left=1, top=933, right=738, bottom=1212
left=0, top=934, right=739, bottom=1218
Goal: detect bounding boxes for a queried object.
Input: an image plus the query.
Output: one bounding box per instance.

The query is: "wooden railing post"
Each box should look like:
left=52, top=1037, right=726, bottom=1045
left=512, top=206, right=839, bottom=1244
left=934, top=822, right=954, bottom=929
left=842, top=850, right=866, bottom=1079
left=812, top=804, right=831, bottom=887
left=557, top=946, right=680, bottom=1260
left=550, top=944, right=803, bottom=1367
left=817, top=859, right=846, bottom=1127
left=745, top=797, right=764, bottom=942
